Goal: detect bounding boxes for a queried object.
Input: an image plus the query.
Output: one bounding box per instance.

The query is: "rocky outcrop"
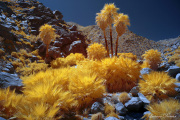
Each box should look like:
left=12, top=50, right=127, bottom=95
left=0, top=0, right=88, bottom=66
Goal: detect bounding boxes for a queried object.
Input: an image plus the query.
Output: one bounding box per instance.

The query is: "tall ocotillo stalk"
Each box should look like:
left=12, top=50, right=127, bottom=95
left=39, top=24, right=57, bottom=58
left=101, top=3, right=119, bottom=57
left=96, top=13, right=109, bottom=57
left=114, top=13, right=130, bottom=56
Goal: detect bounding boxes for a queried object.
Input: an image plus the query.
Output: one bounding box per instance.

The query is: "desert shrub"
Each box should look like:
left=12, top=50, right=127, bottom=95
left=139, top=71, right=177, bottom=101
left=87, top=43, right=107, bottom=60
left=104, top=103, right=115, bottom=115
left=168, top=46, right=180, bottom=67
left=117, top=53, right=137, bottom=61
left=142, top=49, right=161, bottom=70
left=143, top=99, right=180, bottom=120
left=77, top=57, right=141, bottom=93
left=106, top=112, right=119, bottom=119
left=100, top=57, right=141, bottom=92
left=16, top=61, right=48, bottom=76
left=68, top=67, right=106, bottom=109
left=91, top=112, right=103, bottom=120
left=51, top=53, right=85, bottom=68
left=119, top=92, right=131, bottom=104
left=0, top=88, right=23, bottom=119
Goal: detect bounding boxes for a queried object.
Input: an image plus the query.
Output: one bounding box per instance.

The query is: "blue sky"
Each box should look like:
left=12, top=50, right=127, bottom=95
left=38, top=0, right=180, bottom=41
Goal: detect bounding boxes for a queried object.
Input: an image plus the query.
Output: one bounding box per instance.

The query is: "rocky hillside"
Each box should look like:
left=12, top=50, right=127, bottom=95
left=67, top=22, right=180, bottom=59
left=0, top=0, right=88, bottom=65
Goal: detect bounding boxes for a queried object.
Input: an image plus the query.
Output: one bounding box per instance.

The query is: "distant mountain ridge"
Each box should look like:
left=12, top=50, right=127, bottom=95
left=67, top=22, right=180, bottom=59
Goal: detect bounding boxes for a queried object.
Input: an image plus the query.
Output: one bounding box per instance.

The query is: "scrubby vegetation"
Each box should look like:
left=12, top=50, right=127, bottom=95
left=0, top=1, right=180, bottom=120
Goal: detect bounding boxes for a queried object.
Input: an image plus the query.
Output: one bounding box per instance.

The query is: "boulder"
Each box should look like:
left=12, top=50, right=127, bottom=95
left=115, top=102, right=128, bottom=116
left=53, top=10, right=63, bottom=20
left=91, top=102, right=104, bottom=114
left=166, top=66, right=180, bottom=78
left=125, top=97, right=143, bottom=112
left=176, top=73, right=180, bottom=81
left=138, top=93, right=150, bottom=109
left=68, top=40, right=87, bottom=57
left=0, top=72, right=23, bottom=93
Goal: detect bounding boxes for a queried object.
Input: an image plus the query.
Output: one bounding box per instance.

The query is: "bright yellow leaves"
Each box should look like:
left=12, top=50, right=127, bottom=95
left=143, top=99, right=180, bottom=120
left=39, top=24, right=57, bottom=58
left=139, top=71, right=177, bottom=102
left=142, top=49, right=161, bottom=70
left=87, top=43, right=107, bottom=60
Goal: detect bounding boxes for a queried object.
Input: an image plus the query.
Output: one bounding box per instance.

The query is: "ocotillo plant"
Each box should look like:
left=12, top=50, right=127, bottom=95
left=39, top=24, right=57, bottom=58
left=114, top=13, right=130, bottom=56
left=96, top=12, right=109, bottom=57
left=99, top=3, right=119, bottom=56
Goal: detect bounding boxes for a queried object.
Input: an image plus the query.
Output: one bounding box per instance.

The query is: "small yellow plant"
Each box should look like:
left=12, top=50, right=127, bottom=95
left=117, top=53, right=137, bottom=61
left=51, top=53, right=85, bottom=68
left=168, top=46, right=180, bottom=67
left=143, top=99, right=180, bottom=120
left=0, top=87, right=23, bottom=119
left=87, top=43, right=107, bottom=60
left=142, top=49, right=161, bottom=70
left=91, top=112, right=103, bottom=120
left=119, top=92, right=131, bottom=104
left=106, top=112, right=119, bottom=119
left=39, top=24, right=57, bottom=58
left=139, top=71, right=177, bottom=101
left=104, top=103, right=115, bottom=115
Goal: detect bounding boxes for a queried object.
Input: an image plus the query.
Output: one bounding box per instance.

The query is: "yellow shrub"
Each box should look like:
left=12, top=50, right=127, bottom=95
left=0, top=88, right=23, bottom=119
left=39, top=24, right=56, bottom=45
left=168, top=46, right=180, bottom=67
left=117, top=53, right=137, bottom=61
left=68, top=67, right=106, bottom=109
left=11, top=52, right=19, bottom=58
left=119, top=92, right=131, bottom=104
left=91, top=112, right=103, bottom=120
left=87, top=43, right=107, bottom=60
left=142, top=49, right=161, bottom=70
left=139, top=71, right=177, bottom=101
left=104, top=103, right=115, bottom=115
left=16, top=61, right=48, bottom=76
left=77, top=57, right=140, bottom=93
left=51, top=53, right=85, bottom=68
left=143, top=99, right=180, bottom=120
left=100, top=57, right=141, bottom=92
left=106, top=112, right=119, bottom=119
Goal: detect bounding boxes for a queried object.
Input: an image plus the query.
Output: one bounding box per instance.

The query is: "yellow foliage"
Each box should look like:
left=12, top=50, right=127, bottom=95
left=0, top=88, right=23, bottom=119
left=77, top=57, right=140, bottom=93
left=119, top=92, right=131, bottom=104
left=141, top=60, right=150, bottom=69
left=114, top=13, right=130, bottom=37
left=91, top=112, right=103, bottom=120
left=100, top=57, right=140, bottom=92
left=39, top=24, right=56, bottom=45
left=143, top=99, right=180, bottom=120
left=106, top=112, right=119, bottom=119
left=68, top=67, right=106, bottom=109
left=168, top=46, right=180, bottom=67
left=101, top=3, right=119, bottom=25
left=51, top=53, right=85, bottom=68
left=104, top=103, right=115, bottom=115
left=96, top=12, right=108, bottom=31
left=87, top=43, right=107, bottom=60
left=117, top=53, right=137, bottom=61
left=15, top=101, right=60, bottom=120
left=142, top=49, right=161, bottom=70
left=16, top=61, right=48, bottom=76
left=139, top=71, right=177, bottom=101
